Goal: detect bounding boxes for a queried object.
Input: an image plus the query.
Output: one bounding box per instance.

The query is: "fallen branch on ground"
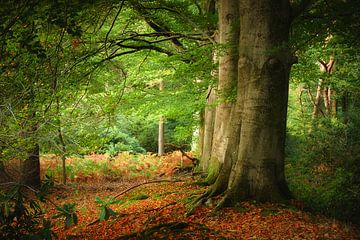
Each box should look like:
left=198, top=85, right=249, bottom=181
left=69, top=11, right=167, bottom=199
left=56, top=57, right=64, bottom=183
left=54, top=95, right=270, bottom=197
left=113, top=179, right=184, bottom=199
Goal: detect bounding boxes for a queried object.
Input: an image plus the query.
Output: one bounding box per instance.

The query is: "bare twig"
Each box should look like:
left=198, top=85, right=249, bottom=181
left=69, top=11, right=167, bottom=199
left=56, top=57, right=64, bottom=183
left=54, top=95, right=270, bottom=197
left=104, top=0, right=125, bottom=59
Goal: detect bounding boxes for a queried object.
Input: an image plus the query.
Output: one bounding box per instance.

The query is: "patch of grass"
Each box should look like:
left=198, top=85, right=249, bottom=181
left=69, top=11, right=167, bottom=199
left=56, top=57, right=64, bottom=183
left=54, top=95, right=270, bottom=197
left=180, top=194, right=198, bottom=205
left=130, top=194, right=149, bottom=201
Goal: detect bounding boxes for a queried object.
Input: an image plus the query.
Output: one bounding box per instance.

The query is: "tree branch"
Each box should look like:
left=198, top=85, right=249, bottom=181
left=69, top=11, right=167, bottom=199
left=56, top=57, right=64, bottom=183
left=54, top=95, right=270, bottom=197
left=113, top=179, right=183, bottom=199
left=114, top=42, right=173, bottom=56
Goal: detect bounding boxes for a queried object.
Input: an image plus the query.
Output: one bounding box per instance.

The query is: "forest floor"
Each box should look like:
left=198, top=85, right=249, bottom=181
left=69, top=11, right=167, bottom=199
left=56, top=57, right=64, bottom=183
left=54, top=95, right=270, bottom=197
left=41, top=152, right=360, bottom=239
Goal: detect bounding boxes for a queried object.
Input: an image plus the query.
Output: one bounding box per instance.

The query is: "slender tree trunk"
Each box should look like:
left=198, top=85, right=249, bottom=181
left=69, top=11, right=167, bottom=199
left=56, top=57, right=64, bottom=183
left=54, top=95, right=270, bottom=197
left=313, top=56, right=335, bottom=118
left=197, top=109, right=205, bottom=156
left=208, top=0, right=293, bottom=205
left=331, top=89, right=337, bottom=117
left=57, top=97, right=67, bottom=185
left=158, top=80, right=165, bottom=156
left=323, top=87, right=330, bottom=115
left=312, top=79, right=323, bottom=118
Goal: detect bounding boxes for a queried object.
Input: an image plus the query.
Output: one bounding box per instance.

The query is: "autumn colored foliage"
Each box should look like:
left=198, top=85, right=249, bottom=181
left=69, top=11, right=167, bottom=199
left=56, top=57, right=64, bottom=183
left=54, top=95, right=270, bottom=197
left=38, top=153, right=360, bottom=239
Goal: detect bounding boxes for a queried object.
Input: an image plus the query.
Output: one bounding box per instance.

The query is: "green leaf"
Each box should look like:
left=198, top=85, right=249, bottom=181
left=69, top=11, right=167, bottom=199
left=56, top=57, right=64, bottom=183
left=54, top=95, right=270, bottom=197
left=65, top=216, right=72, bottom=227
left=107, top=208, right=117, bottom=218
left=4, top=203, right=10, bottom=217
left=95, top=196, right=103, bottom=204
left=99, top=208, right=106, bottom=221
left=73, top=213, right=78, bottom=225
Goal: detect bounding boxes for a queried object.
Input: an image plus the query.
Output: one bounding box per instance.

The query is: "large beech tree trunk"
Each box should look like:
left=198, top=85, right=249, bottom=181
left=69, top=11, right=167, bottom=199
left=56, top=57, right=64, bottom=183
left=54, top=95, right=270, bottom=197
left=205, top=0, right=239, bottom=182
left=201, top=87, right=216, bottom=171
left=204, top=0, right=294, bottom=205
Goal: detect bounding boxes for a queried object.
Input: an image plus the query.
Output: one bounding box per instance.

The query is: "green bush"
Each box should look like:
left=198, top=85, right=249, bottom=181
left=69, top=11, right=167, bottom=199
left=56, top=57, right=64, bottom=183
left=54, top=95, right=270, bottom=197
left=286, top=114, right=360, bottom=225
left=98, top=128, right=146, bottom=157
left=0, top=181, right=56, bottom=239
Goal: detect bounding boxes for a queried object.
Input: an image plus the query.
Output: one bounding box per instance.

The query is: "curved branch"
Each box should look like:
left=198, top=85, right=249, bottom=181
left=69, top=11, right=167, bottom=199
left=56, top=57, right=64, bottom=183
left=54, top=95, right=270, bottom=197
left=114, top=42, right=173, bottom=56
left=113, top=179, right=183, bottom=199
left=104, top=0, right=125, bottom=58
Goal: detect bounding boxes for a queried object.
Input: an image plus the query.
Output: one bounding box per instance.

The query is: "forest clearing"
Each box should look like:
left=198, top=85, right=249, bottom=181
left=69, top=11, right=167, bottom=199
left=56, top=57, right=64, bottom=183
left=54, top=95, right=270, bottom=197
left=29, top=153, right=360, bottom=239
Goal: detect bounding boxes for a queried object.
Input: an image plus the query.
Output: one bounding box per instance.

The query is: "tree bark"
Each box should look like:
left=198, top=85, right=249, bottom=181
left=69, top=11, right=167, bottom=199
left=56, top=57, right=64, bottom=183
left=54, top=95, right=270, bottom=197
left=313, top=56, right=335, bottom=118
left=200, top=87, right=216, bottom=172
left=56, top=97, right=67, bottom=185
left=21, top=143, right=41, bottom=189
left=312, top=79, right=323, bottom=118
left=0, top=161, right=10, bottom=184
left=323, top=87, right=330, bottom=115
left=209, top=0, right=239, bottom=167
left=206, top=0, right=293, bottom=205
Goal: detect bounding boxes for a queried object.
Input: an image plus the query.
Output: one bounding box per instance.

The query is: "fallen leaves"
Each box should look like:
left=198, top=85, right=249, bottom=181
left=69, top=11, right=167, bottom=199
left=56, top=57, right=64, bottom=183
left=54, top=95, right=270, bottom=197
left=39, top=153, right=360, bottom=239
left=42, top=179, right=360, bottom=240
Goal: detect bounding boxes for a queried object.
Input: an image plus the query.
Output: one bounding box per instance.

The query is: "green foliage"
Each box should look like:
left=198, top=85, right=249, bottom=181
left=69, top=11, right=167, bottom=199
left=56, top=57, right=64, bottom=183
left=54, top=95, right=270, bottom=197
left=99, top=126, right=146, bottom=156
left=95, top=196, right=122, bottom=221
left=286, top=114, right=360, bottom=225
left=0, top=184, right=55, bottom=239
left=53, top=203, right=78, bottom=228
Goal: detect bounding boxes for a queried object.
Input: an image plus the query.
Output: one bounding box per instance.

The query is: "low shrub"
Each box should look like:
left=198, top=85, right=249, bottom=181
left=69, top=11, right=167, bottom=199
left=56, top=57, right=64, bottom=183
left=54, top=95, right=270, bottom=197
left=286, top=115, right=360, bottom=225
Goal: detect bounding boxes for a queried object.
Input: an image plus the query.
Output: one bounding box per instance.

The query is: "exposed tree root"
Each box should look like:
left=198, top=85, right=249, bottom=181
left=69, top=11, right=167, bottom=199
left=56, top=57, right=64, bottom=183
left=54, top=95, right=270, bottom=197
left=185, top=186, right=222, bottom=216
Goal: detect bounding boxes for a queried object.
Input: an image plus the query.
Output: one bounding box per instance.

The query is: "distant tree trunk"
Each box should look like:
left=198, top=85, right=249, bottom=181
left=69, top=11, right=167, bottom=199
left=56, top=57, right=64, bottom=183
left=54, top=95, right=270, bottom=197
left=313, top=56, right=335, bottom=118
left=158, top=80, right=164, bottom=156
left=197, top=109, right=205, bottom=155
left=312, top=79, right=323, bottom=118
left=21, top=143, right=41, bottom=189
left=323, top=87, right=330, bottom=114
left=57, top=98, right=67, bottom=185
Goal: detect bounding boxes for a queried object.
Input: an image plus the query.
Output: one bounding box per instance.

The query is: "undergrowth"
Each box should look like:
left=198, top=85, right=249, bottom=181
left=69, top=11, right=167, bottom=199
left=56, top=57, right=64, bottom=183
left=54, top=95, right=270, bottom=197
left=286, top=114, right=360, bottom=226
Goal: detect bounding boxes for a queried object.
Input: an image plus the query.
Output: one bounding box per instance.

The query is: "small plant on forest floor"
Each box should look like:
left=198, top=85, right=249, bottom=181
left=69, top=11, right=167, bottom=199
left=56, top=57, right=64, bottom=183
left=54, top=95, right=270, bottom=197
left=0, top=183, right=56, bottom=239
left=53, top=203, right=78, bottom=228
left=95, top=196, right=122, bottom=221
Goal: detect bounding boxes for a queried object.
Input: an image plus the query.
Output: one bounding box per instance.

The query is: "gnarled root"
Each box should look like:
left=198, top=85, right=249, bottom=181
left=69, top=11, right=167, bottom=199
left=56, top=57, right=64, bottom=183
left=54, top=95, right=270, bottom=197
left=185, top=186, right=223, bottom=216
